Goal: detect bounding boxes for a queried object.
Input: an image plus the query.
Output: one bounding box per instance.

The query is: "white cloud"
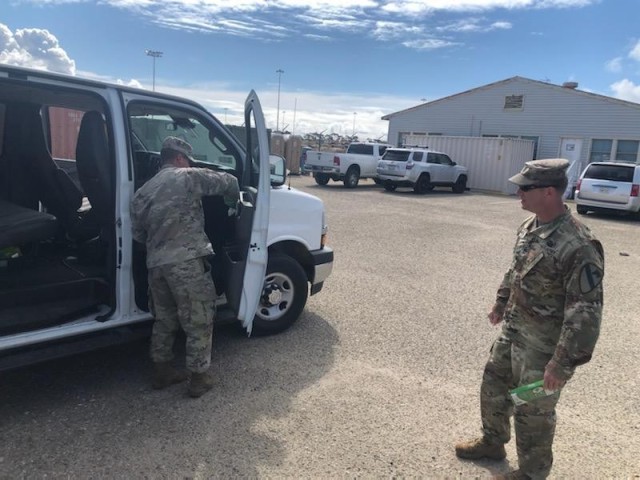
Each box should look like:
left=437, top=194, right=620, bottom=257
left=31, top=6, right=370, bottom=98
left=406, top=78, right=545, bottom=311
left=437, top=18, right=511, bottom=32
left=605, top=57, right=622, bottom=73
left=373, top=21, right=423, bottom=41
left=0, top=23, right=75, bottom=74
left=610, top=79, right=640, bottom=104
left=629, top=40, right=640, bottom=62
left=403, top=38, right=459, bottom=50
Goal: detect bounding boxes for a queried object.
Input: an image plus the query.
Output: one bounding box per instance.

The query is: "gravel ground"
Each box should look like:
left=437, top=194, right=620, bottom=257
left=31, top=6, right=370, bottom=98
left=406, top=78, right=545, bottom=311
left=1, top=176, right=639, bottom=479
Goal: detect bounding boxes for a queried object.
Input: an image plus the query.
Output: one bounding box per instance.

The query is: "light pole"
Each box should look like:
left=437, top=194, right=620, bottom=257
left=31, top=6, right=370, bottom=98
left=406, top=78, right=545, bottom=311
left=276, top=68, right=284, bottom=132
left=145, top=49, right=163, bottom=91
left=352, top=112, right=357, bottom=137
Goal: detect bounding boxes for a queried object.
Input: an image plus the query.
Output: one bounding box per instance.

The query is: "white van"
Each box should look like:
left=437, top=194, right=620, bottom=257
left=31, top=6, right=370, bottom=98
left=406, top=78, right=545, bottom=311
left=0, top=65, right=333, bottom=370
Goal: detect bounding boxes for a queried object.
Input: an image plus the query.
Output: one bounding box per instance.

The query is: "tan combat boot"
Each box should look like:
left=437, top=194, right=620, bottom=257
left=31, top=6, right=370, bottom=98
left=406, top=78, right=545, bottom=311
left=188, top=370, right=214, bottom=398
left=455, top=437, right=507, bottom=460
left=152, top=362, right=189, bottom=389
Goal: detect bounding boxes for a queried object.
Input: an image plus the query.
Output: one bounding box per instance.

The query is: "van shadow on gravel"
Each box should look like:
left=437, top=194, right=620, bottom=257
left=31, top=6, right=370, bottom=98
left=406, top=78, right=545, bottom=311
left=0, top=311, right=338, bottom=478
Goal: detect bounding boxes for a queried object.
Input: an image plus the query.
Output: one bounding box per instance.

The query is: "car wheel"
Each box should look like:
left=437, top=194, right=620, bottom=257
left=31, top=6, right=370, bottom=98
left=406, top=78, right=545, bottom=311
left=413, top=174, right=432, bottom=194
left=252, top=254, right=308, bottom=336
left=383, top=182, right=397, bottom=192
left=344, top=166, right=360, bottom=188
left=576, top=205, right=588, bottom=215
left=314, top=173, right=330, bottom=186
left=452, top=175, right=467, bottom=194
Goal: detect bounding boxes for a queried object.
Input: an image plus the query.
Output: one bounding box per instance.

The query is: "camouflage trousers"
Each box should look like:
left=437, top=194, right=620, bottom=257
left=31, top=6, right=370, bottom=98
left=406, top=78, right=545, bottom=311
left=480, top=335, right=561, bottom=480
left=148, top=257, right=216, bottom=373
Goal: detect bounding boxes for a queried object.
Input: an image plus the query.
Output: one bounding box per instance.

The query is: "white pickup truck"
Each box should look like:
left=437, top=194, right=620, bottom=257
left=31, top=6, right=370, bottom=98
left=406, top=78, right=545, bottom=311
left=303, top=142, right=392, bottom=188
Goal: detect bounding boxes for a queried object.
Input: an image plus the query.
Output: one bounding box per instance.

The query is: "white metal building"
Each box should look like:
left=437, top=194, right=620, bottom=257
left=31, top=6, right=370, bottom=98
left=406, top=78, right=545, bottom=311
left=382, top=76, right=640, bottom=188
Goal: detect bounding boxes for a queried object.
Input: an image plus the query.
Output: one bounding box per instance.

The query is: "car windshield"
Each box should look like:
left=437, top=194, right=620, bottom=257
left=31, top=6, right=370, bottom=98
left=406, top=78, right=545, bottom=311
left=585, top=164, right=634, bottom=182
left=382, top=150, right=411, bottom=162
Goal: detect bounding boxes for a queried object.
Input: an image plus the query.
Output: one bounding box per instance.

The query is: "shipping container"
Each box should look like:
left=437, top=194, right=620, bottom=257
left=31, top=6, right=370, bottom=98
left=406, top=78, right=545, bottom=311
left=284, top=135, right=303, bottom=174
left=403, top=135, right=534, bottom=194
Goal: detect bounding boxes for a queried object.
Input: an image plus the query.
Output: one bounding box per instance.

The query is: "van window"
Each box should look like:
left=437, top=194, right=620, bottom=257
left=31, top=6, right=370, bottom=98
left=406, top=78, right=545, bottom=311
left=48, top=107, right=85, bottom=160
left=128, top=104, right=240, bottom=170
left=584, top=164, right=634, bottom=182
left=413, top=151, right=424, bottom=162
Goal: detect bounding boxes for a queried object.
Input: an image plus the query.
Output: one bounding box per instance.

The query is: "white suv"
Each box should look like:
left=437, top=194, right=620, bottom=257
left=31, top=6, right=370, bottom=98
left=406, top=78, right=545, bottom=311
left=376, top=148, right=468, bottom=194
left=575, top=162, right=640, bottom=216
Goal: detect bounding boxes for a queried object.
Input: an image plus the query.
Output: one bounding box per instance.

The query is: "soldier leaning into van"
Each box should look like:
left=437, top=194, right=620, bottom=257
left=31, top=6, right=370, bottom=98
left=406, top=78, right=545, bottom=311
left=130, top=136, right=239, bottom=398
left=455, top=159, right=604, bottom=480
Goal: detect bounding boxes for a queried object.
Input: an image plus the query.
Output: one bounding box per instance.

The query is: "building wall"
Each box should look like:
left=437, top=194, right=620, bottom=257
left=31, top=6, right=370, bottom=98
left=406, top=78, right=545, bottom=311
left=386, top=78, right=640, bottom=174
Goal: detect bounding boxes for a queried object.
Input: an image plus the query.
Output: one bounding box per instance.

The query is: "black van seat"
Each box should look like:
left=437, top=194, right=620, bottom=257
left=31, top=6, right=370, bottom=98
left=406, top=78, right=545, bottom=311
left=0, top=200, right=58, bottom=249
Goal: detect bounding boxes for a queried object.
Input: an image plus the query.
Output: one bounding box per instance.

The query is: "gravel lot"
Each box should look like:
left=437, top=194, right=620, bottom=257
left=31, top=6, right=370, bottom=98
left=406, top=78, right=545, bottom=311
left=1, top=176, right=639, bottom=479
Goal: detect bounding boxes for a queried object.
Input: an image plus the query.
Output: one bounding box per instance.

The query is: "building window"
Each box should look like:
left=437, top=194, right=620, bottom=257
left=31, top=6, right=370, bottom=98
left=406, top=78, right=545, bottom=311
left=397, top=131, right=410, bottom=147
left=589, top=139, right=613, bottom=163
left=615, top=140, right=639, bottom=163
left=504, top=95, right=524, bottom=110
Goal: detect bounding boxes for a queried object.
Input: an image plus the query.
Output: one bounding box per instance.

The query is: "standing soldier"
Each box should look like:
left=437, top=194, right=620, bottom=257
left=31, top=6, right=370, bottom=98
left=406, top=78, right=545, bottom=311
left=130, top=136, right=239, bottom=398
left=455, top=159, right=604, bottom=479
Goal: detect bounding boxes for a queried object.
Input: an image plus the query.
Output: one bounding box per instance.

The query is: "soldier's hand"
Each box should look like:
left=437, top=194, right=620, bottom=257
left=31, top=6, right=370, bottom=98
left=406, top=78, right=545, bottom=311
left=488, top=304, right=504, bottom=325
left=543, top=364, right=566, bottom=392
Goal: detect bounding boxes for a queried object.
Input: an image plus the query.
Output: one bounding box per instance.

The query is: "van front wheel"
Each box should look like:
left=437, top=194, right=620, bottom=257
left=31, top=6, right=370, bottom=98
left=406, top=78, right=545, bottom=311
left=252, top=255, right=308, bottom=336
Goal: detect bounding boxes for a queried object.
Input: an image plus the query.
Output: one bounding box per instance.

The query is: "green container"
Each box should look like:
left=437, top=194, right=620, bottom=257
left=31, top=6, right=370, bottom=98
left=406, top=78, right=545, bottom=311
left=509, top=380, right=556, bottom=406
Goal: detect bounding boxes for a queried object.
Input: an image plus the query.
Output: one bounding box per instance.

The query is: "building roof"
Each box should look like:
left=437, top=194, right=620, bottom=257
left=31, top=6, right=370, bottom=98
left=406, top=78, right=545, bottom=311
left=381, top=76, right=640, bottom=120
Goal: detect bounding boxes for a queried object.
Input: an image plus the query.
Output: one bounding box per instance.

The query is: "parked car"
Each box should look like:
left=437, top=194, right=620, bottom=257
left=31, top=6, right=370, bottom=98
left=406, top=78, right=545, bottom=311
left=303, top=142, right=392, bottom=188
left=575, top=162, right=640, bottom=216
left=0, top=64, right=334, bottom=371
left=376, top=148, right=468, bottom=194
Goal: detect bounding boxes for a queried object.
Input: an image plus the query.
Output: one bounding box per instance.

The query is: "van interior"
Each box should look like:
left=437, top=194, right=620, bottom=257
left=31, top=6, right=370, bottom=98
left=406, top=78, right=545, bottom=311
left=0, top=77, right=256, bottom=338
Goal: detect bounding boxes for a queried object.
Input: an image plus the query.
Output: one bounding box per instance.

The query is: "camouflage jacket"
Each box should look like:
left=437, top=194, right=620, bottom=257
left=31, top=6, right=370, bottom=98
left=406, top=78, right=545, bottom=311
left=130, top=165, right=239, bottom=268
left=495, top=206, right=604, bottom=380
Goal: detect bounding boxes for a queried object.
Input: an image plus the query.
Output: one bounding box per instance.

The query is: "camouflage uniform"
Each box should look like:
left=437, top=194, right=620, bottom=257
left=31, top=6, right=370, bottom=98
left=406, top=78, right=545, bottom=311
left=130, top=137, right=239, bottom=373
left=479, top=159, right=604, bottom=479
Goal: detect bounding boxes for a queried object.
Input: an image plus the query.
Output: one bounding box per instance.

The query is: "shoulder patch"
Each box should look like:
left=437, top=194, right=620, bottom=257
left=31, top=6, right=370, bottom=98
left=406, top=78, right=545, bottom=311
left=579, top=263, right=603, bottom=294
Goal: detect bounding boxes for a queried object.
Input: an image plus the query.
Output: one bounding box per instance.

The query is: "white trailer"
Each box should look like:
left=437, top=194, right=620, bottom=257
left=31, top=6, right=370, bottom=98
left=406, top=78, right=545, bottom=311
left=402, top=135, right=534, bottom=195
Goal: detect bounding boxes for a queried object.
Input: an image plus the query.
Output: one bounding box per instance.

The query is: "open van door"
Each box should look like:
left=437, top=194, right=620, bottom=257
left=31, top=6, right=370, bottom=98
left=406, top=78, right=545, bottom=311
left=228, top=91, right=270, bottom=335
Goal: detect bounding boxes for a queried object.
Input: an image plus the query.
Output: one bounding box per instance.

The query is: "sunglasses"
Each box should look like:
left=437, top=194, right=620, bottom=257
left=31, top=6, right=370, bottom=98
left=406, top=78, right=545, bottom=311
left=519, top=184, right=554, bottom=192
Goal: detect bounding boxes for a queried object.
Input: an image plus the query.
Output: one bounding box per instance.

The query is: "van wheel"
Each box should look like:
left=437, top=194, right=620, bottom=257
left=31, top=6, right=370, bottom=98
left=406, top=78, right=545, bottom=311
left=344, top=166, right=360, bottom=188
left=384, top=182, right=397, bottom=192
left=314, top=173, right=330, bottom=186
left=252, top=255, right=308, bottom=336
left=453, top=175, right=467, bottom=194
left=576, top=205, right=588, bottom=215
left=414, top=174, right=432, bottom=194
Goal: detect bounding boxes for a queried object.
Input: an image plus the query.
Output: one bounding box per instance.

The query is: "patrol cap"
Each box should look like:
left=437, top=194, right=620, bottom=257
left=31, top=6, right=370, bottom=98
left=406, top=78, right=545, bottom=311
left=508, top=158, right=570, bottom=187
left=161, top=136, right=196, bottom=163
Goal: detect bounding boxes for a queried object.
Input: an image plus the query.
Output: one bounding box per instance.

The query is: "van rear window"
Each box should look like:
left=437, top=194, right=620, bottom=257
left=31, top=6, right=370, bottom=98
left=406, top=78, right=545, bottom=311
left=585, top=164, right=634, bottom=182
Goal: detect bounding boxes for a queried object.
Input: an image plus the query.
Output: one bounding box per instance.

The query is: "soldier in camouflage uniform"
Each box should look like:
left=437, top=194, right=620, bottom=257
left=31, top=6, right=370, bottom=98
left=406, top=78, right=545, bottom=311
left=130, top=136, right=239, bottom=398
left=455, top=159, right=604, bottom=480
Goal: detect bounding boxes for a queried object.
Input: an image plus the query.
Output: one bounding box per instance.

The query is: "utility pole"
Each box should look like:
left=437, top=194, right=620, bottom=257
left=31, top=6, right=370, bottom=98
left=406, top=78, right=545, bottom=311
left=145, top=49, right=163, bottom=91
left=276, top=68, right=284, bottom=132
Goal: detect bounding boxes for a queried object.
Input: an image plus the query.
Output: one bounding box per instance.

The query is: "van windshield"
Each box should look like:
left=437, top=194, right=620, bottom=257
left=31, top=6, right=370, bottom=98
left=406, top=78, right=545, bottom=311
left=585, top=164, right=634, bottom=182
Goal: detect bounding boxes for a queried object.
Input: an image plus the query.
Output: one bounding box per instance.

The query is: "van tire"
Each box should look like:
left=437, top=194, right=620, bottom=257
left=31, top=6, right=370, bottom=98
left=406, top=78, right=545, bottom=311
left=576, top=205, right=588, bottom=215
left=314, top=173, right=330, bottom=186
left=252, top=254, right=308, bottom=336
left=344, top=166, right=360, bottom=188
left=453, top=175, right=467, bottom=194
left=413, top=174, right=432, bottom=194
left=384, top=182, right=397, bottom=192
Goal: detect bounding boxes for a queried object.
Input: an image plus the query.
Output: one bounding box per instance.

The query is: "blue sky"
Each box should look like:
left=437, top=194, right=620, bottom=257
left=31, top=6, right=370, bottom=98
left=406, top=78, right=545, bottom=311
left=2, top=0, right=640, bottom=141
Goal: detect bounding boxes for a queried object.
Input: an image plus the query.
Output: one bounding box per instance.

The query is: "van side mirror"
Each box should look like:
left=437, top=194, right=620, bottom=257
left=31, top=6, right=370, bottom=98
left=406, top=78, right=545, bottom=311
left=269, top=154, right=287, bottom=187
